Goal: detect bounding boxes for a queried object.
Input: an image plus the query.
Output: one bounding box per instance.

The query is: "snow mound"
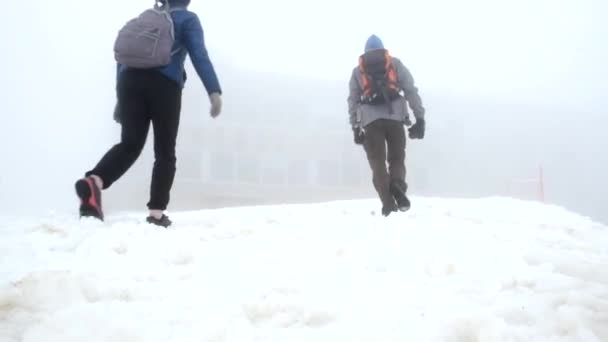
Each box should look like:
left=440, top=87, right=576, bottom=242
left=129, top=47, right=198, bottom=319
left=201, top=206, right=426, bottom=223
left=1, top=197, right=607, bottom=341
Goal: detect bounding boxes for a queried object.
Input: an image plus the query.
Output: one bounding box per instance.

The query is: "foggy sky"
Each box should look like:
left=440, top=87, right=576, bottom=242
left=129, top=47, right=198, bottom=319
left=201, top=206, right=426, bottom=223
left=1, top=0, right=606, bottom=223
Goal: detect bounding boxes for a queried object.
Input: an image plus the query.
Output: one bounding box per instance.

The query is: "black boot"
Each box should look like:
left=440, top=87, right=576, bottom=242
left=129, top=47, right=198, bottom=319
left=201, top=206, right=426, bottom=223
left=146, top=214, right=172, bottom=228
left=390, top=181, right=411, bottom=212
left=382, top=203, right=398, bottom=217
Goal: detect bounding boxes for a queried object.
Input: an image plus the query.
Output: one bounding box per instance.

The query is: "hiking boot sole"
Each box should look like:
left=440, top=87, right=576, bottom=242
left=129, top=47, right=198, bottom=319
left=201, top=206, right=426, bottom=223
left=75, top=178, right=104, bottom=221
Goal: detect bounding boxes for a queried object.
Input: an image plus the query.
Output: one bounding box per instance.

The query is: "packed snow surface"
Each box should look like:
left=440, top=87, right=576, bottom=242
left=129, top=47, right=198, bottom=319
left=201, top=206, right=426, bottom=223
left=1, top=197, right=607, bottom=341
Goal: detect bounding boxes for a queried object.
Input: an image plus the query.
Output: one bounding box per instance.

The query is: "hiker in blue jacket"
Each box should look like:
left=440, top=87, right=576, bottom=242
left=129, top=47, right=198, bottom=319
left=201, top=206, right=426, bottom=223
left=75, top=0, right=222, bottom=227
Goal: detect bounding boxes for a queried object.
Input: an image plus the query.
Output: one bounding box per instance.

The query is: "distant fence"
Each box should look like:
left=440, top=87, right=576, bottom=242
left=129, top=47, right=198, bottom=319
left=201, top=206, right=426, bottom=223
left=505, top=165, right=545, bottom=202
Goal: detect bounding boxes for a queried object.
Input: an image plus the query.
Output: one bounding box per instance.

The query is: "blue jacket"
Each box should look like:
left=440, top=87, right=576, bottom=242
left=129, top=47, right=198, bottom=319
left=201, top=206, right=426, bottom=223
left=117, top=7, right=222, bottom=95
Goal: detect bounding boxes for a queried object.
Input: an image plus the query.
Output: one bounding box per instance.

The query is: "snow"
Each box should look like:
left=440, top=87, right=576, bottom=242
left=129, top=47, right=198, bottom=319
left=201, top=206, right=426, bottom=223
left=1, top=197, right=608, bottom=342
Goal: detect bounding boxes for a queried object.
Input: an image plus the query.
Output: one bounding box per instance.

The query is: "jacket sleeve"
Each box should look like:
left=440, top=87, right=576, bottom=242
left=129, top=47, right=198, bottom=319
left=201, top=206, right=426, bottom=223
left=183, top=13, right=222, bottom=95
left=394, top=58, right=425, bottom=119
left=347, top=68, right=362, bottom=127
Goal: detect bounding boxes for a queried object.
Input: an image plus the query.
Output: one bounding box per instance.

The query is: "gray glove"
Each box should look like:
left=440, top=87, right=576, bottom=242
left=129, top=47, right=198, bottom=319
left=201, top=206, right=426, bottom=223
left=209, top=93, right=222, bottom=118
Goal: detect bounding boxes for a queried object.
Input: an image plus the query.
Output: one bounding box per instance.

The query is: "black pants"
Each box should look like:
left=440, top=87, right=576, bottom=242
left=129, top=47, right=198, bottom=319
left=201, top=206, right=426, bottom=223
left=86, top=69, right=182, bottom=210
left=363, top=119, right=407, bottom=208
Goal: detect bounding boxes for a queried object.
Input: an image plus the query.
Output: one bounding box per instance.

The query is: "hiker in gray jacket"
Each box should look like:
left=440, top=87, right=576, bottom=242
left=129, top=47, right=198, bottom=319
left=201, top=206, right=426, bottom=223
left=347, top=34, right=426, bottom=216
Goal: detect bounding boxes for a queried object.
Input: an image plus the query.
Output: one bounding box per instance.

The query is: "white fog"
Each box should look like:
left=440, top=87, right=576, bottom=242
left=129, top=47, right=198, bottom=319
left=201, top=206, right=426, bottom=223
left=1, top=0, right=605, bottom=222
left=2, top=1, right=608, bottom=341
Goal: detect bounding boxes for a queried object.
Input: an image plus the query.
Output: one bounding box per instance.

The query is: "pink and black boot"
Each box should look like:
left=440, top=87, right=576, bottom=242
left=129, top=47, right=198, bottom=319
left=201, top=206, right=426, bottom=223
left=74, top=177, right=104, bottom=221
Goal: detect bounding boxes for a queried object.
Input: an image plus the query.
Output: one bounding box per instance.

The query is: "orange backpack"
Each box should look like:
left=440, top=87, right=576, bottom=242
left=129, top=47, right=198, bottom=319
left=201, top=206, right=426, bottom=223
left=358, top=49, right=401, bottom=109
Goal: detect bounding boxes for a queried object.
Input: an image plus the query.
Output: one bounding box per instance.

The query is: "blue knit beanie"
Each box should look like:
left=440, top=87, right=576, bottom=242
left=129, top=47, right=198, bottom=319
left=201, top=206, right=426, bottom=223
left=160, top=0, right=191, bottom=7
left=365, top=35, right=384, bottom=52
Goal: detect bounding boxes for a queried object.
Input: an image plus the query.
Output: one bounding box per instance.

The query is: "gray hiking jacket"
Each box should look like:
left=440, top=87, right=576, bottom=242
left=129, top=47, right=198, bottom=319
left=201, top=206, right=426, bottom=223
left=348, top=57, right=425, bottom=128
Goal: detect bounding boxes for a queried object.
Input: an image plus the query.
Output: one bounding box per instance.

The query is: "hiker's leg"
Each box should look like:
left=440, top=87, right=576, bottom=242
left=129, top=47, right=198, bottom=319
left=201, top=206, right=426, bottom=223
left=147, top=73, right=182, bottom=212
left=85, top=71, right=150, bottom=188
left=363, top=120, right=394, bottom=209
left=386, top=120, right=410, bottom=210
left=386, top=120, right=407, bottom=191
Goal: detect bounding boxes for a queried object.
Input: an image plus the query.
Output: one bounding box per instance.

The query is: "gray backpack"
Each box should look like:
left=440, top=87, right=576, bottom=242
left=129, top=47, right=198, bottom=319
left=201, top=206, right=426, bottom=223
left=114, top=2, right=176, bottom=68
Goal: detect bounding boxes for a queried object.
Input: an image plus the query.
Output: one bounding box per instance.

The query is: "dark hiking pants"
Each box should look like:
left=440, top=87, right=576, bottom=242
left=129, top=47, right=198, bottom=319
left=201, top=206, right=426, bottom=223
left=362, top=119, right=407, bottom=208
left=86, top=69, right=182, bottom=211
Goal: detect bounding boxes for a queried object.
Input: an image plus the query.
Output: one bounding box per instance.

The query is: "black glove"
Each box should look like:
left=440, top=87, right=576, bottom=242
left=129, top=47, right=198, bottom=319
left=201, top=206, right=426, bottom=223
left=353, top=126, right=365, bottom=145
left=113, top=103, right=121, bottom=124
left=408, top=118, right=425, bottom=139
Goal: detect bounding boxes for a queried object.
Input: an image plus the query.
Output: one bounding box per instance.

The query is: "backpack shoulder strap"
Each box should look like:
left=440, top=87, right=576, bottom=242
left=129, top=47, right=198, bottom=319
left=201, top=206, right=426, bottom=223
left=148, top=2, right=176, bottom=41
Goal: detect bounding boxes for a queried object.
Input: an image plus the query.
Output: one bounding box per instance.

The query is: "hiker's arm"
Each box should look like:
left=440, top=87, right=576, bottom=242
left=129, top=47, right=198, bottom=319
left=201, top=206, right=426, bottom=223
left=183, top=14, right=222, bottom=95
left=395, top=59, right=425, bottom=119
left=347, top=69, right=362, bottom=127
